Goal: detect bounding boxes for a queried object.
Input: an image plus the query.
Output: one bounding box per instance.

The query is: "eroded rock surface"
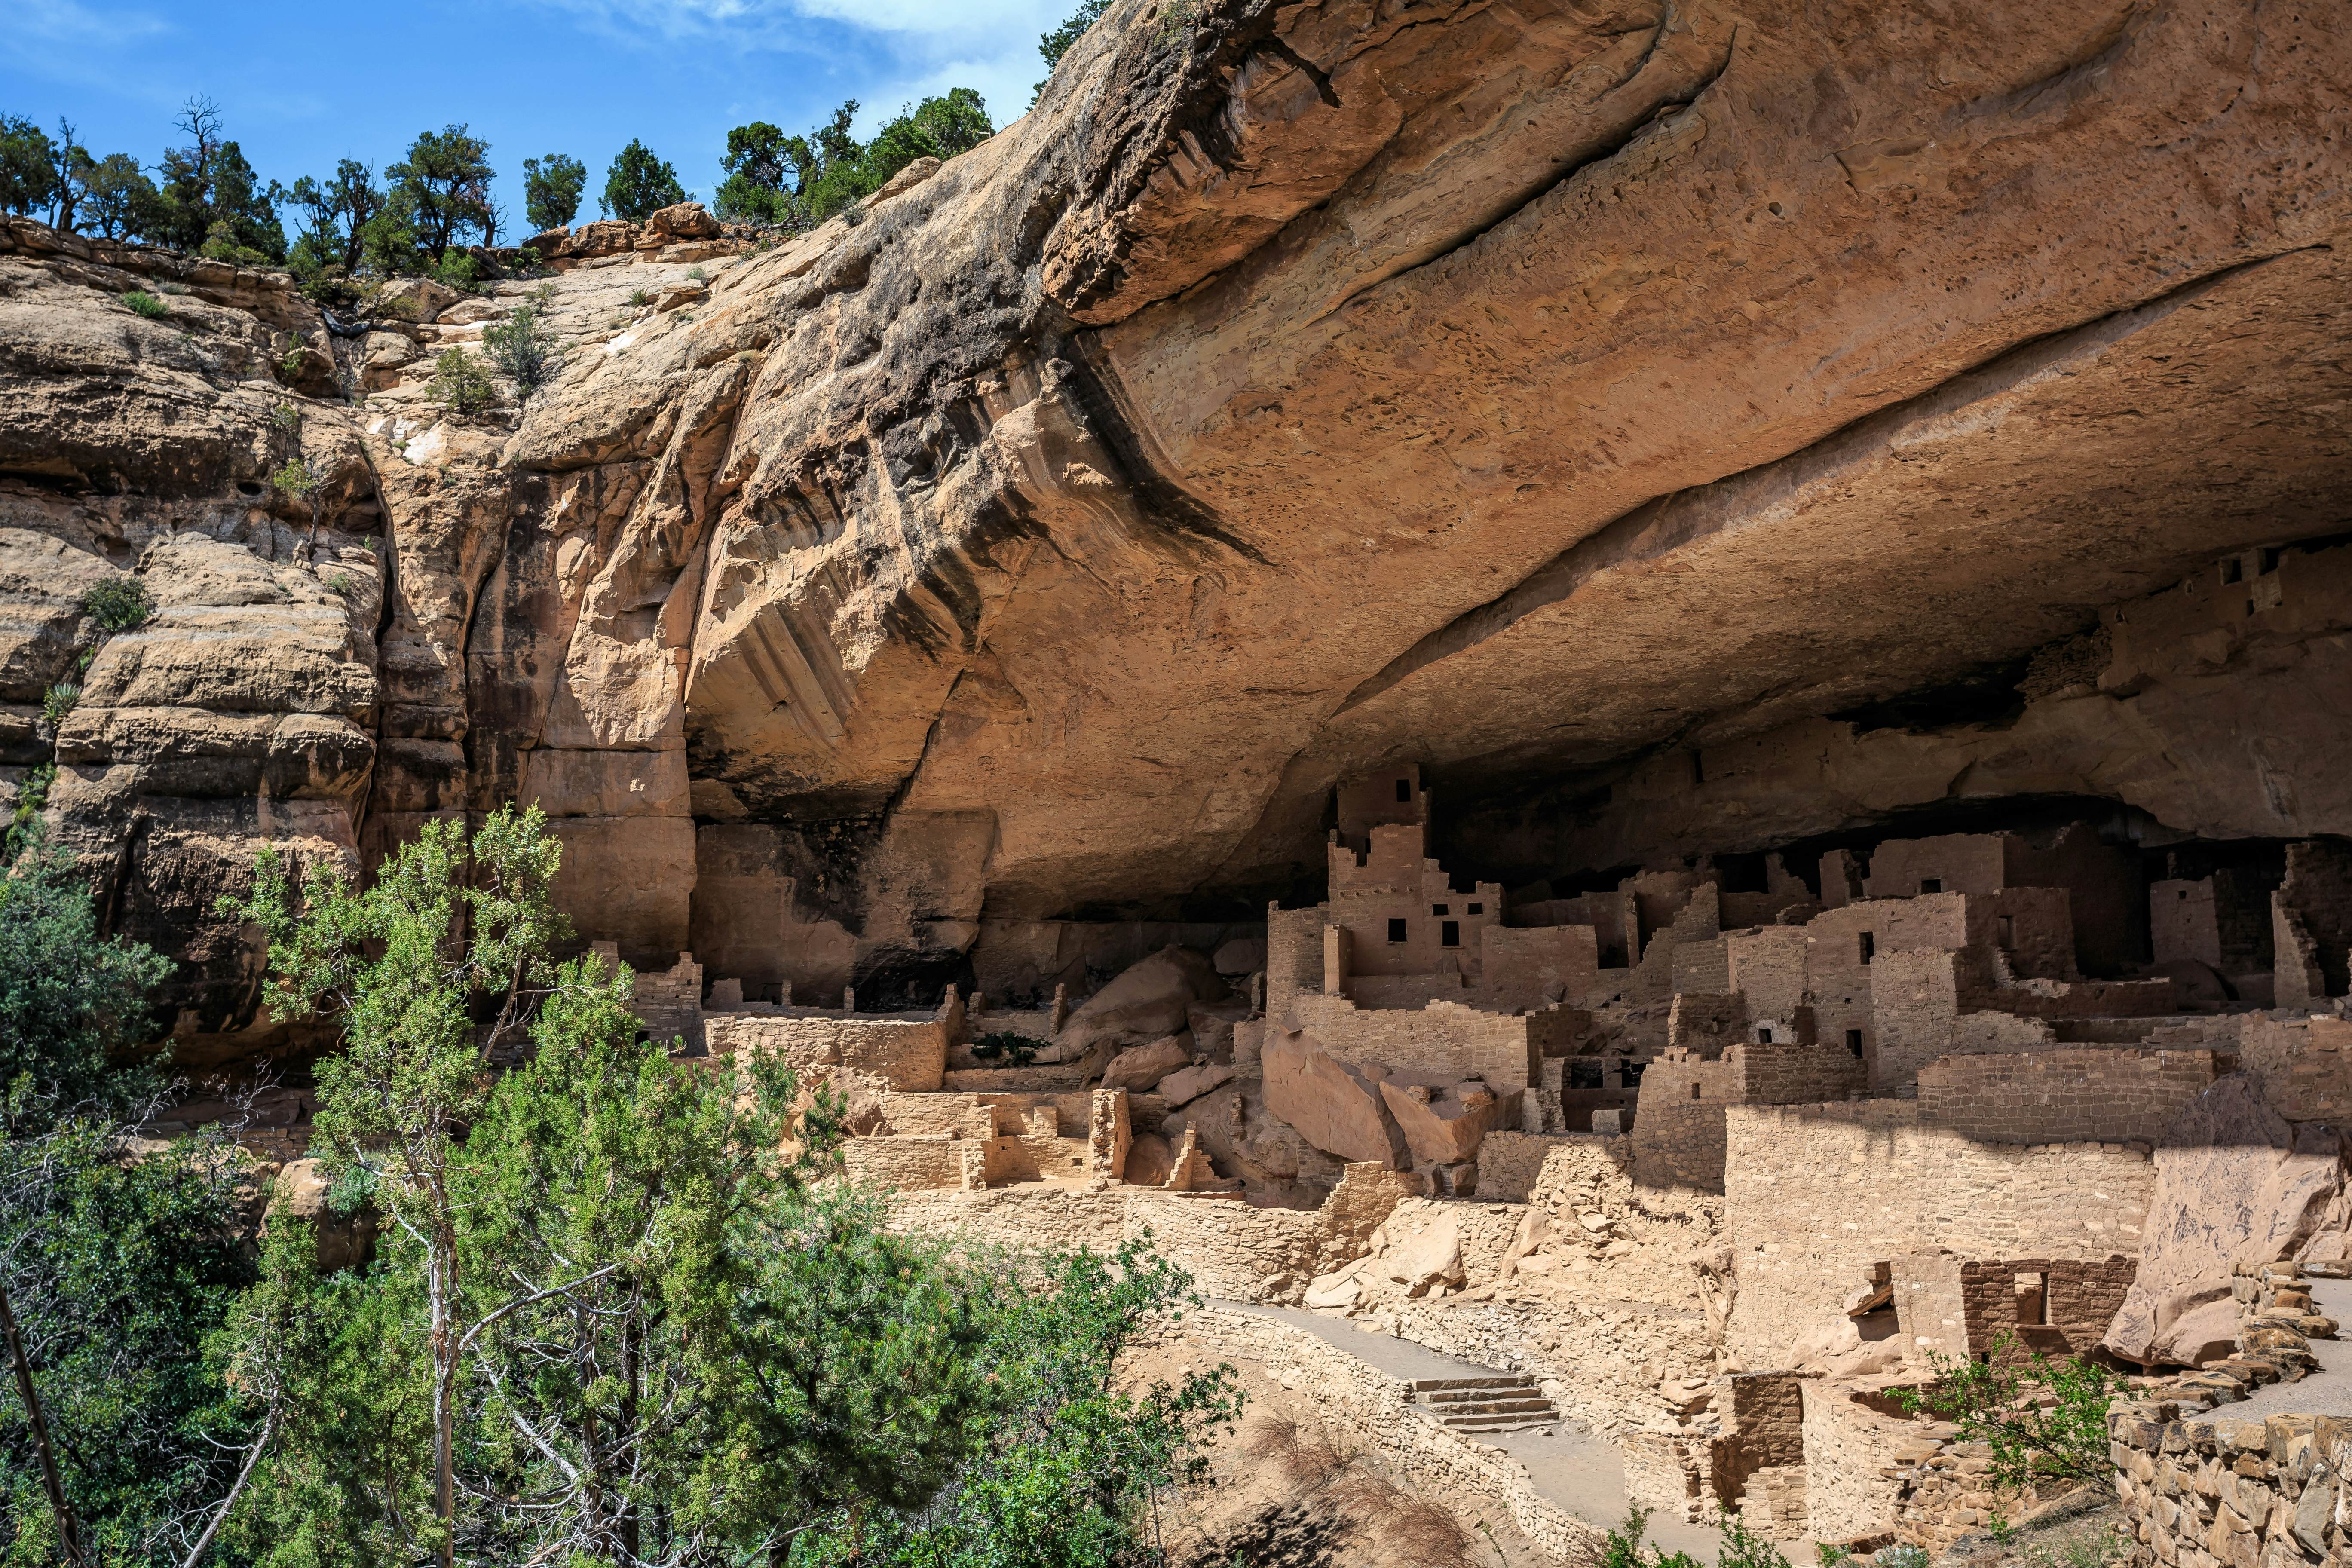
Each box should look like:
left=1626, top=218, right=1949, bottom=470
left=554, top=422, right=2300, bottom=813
left=4, top=0, right=2351, bottom=1035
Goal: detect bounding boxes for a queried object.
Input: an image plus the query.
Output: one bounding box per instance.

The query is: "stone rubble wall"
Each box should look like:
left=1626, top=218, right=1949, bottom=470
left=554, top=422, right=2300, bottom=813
left=2108, top=1261, right=2348, bottom=1568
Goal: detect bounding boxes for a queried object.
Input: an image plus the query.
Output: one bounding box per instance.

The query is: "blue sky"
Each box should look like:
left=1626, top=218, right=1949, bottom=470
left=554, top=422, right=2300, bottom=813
left=3, top=0, right=1070, bottom=228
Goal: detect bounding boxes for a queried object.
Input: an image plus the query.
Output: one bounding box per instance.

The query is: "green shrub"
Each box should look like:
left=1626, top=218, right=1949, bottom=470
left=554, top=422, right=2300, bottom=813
left=120, top=288, right=166, bottom=319
left=969, top=1031, right=1040, bottom=1066
left=628, top=287, right=652, bottom=307
left=277, top=342, right=308, bottom=380
left=425, top=346, right=495, bottom=414
left=270, top=401, right=302, bottom=435
left=4, top=761, right=52, bottom=864
left=270, top=457, right=317, bottom=498
left=324, top=573, right=352, bottom=597
left=80, top=577, right=152, bottom=631
left=1874, top=1547, right=1931, bottom=1568
left=481, top=285, right=562, bottom=394
left=40, top=683, right=78, bottom=723
left=684, top=263, right=705, bottom=282
left=1893, top=1333, right=2122, bottom=1490
left=432, top=248, right=479, bottom=291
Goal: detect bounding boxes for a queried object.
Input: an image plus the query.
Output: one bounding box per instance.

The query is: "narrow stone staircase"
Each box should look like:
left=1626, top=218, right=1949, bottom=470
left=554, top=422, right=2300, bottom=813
left=1404, top=1374, right=1559, bottom=1433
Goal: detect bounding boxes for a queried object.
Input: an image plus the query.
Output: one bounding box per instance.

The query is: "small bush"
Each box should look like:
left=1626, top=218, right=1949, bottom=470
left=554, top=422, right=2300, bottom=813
left=155, top=282, right=189, bottom=296
left=121, top=289, right=167, bottom=319
left=426, top=346, right=496, bottom=415
left=278, top=343, right=308, bottom=380
left=41, top=683, right=79, bottom=723
left=324, top=573, right=352, bottom=597
left=433, top=249, right=480, bottom=291
left=969, top=1031, right=1040, bottom=1066
left=482, top=288, right=563, bottom=395
left=270, top=458, right=317, bottom=498
left=270, top=402, right=302, bottom=435
left=1874, top=1547, right=1930, bottom=1568
left=5, top=761, right=54, bottom=862
left=628, top=288, right=652, bottom=307
left=1893, top=1333, right=2122, bottom=1490
left=81, top=577, right=153, bottom=632
left=685, top=264, right=706, bottom=282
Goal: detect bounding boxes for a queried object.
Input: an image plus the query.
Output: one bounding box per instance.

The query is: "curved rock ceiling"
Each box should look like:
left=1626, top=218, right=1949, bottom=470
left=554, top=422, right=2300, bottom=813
left=3, top=0, right=2348, bottom=1036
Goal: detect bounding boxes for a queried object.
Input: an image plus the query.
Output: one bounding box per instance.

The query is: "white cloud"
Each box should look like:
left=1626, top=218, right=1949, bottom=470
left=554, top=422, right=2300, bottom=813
left=534, top=0, right=1066, bottom=133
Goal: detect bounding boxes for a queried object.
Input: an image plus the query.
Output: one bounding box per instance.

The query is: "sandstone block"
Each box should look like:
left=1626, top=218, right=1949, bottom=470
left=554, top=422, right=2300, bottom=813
left=1159, top=1060, right=1234, bottom=1107
left=1054, top=946, right=1223, bottom=1057
left=1261, top=1030, right=1407, bottom=1169
left=1377, top=1078, right=1505, bottom=1164
left=1101, top=1035, right=1193, bottom=1092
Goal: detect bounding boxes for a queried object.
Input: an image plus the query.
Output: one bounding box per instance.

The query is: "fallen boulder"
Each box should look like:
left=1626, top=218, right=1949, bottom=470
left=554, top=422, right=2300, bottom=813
left=1261, top=1030, right=1409, bottom=1168
left=1100, top=1034, right=1193, bottom=1092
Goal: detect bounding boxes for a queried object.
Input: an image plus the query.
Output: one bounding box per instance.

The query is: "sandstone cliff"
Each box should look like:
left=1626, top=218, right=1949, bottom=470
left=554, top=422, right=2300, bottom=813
left=3, top=0, right=2350, bottom=1052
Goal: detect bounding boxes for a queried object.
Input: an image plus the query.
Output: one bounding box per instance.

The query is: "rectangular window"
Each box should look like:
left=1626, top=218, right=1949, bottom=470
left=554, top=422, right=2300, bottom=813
left=1395, top=778, right=1412, bottom=802
left=1997, top=915, right=2014, bottom=946
left=1467, top=901, right=1483, bottom=915
left=1859, top=931, right=1875, bottom=964
left=1441, top=920, right=1461, bottom=948
left=2015, top=1271, right=2049, bottom=1326
left=2221, top=558, right=2243, bottom=585
left=1845, top=1029, right=1865, bottom=1057
left=2260, top=547, right=2282, bottom=574
left=1920, top=878, right=1942, bottom=894
left=1757, top=1026, right=1775, bottom=1044
left=1387, top=918, right=1407, bottom=943
left=1431, top=903, right=1449, bottom=916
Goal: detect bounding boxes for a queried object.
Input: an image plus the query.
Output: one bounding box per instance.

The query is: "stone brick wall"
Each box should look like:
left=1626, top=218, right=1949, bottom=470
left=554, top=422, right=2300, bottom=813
left=1728, top=926, right=1811, bottom=1021
left=2274, top=839, right=2352, bottom=1007
left=843, top=1135, right=966, bottom=1189
left=1479, top=922, right=1600, bottom=1013
left=706, top=1012, right=948, bottom=1090
left=1721, top=1100, right=2156, bottom=1363
left=1732, top=1038, right=1869, bottom=1105
left=1916, top=1048, right=2222, bottom=1145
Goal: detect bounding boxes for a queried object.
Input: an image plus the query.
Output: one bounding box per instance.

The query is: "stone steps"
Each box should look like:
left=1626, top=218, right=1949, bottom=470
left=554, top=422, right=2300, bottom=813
left=1405, top=1373, right=1559, bottom=1433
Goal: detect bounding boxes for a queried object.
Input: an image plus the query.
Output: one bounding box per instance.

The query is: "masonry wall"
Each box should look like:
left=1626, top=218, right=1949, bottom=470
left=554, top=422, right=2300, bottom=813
left=1916, top=1048, right=2223, bottom=1145
left=2110, top=1404, right=2350, bottom=1568
left=1732, top=1038, right=1869, bottom=1105
left=706, top=1013, right=947, bottom=1090
left=1721, top=1101, right=2156, bottom=1363
left=1801, top=1381, right=1935, bottom=1541
left=1479, top=922, right=1601, bottom=1013
left=1727, top=926, right=1810, bottom=1022
left=843, top=1135, right=966, bottom=1189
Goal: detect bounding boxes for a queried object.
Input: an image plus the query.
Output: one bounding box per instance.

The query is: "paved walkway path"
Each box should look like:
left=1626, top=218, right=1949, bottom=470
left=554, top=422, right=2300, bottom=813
left=2230, top=1277, right=2352, bottom=1420
left=1219, top=1300, right=1727, bottom=1562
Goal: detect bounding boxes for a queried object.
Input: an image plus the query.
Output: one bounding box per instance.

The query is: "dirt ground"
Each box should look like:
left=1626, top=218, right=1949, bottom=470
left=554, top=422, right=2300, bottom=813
left=1932, top=1487, right=2126, bottom=1568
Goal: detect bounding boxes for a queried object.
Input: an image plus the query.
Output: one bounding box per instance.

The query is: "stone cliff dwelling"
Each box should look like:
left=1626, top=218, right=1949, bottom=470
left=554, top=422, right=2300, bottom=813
left=5, top=0, right=2352, bottom=1556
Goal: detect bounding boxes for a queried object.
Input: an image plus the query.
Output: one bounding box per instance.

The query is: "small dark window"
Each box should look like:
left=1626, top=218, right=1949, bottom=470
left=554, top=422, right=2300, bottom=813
left=2260, top=547, right=2282, bottom=575
left=1567, top=1060, right=1604, bottom=1090
left=2179, top=888, right=2191, bottom=900
left=1997, top=915, right=2014, bottom=946
left=1395, top=778, right=1412, bottom=802
left=1441, top=920, right=1461, bottom=948
left=1757, top=1026, right=1775, bottom=1044
left=2221, top=558, right=2243, bottom=585
left=1845, top=1029, right=1865, bottom=1057
left=1387, top=918, right=1407, bottom=943
left=1467, top=901, right=1483, bottom=915
left=1689, top=1082, right=1703, bottom=1101
left=1920, top=878, right=1942, bottom=894
left=1431, top=903, right=1449, bottom=916
left=1859, top=932, right=1876, bottom=963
